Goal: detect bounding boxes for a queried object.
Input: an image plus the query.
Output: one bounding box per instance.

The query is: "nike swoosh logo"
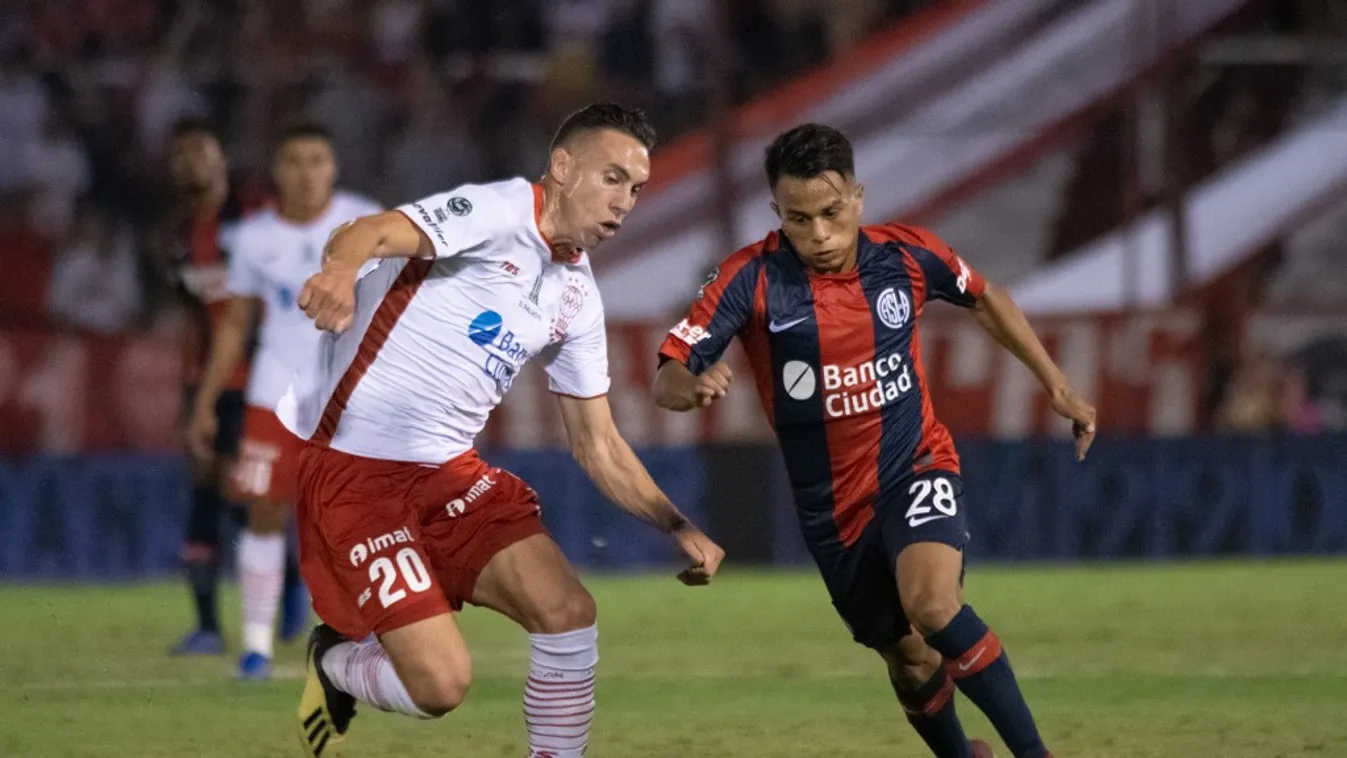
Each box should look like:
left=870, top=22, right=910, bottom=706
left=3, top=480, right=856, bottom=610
left=957, top=647, right=986, bottom=671
left=907, top=513, right=951, bottom=528
left=769, top=316, right=810, bottom=333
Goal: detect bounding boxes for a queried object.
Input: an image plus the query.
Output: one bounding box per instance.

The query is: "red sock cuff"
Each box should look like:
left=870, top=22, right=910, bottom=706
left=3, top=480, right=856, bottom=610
left=947, top=629, right=1003, bottom=679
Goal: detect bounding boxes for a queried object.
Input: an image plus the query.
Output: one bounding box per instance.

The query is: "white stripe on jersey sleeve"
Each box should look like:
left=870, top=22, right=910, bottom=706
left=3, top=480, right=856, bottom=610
left=397, top=182, right=516, bottom=259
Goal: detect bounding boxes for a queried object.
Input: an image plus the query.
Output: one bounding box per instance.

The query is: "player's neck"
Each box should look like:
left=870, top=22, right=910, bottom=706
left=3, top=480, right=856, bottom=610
left=535, top=182, right=579, bottom=256
left=278, top=195, right=332, bottom=225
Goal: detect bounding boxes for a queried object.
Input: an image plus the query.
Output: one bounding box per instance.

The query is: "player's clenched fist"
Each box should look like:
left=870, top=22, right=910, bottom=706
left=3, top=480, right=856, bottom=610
left=671, top=521, right=725, bottom=586
left=298, top=269, right=358, bottom=334
left=693, top=361, right=733, bottom=407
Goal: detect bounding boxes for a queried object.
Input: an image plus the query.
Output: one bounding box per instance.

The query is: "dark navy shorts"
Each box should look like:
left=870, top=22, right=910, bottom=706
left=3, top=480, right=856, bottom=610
left=807, top=469, right=970, bottom=649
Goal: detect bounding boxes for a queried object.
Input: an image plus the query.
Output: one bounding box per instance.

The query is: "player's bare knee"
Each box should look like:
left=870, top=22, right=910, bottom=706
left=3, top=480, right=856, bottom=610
left=531, top=586, right=597, bottom=634
left=407, top=664, right=472, bottom=717
left=903, top=593, right=963, bottom=639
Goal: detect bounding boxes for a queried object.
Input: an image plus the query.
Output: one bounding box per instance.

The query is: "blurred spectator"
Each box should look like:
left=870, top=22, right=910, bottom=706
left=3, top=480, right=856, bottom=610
left=0, top=49, right=49, bottom=193
left=48, top=204, right=144, bottom=333
left=384, top=68, right=485, bottom=203
left=1, top=0, right=928, bottom=336
left=0, top=191, right=54, bottom=326
left=23, top=111, right=91, bottom=240
left=307, top=56, right=388, bottom=196
left=648, top=0, right=708, bottom=133
left=598, top=0, right=657, bottom=107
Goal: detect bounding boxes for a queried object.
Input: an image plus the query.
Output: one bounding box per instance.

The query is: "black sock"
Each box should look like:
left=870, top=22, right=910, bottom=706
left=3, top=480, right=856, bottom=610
left=893, top=667, right=973, bottom=758
left=925, top=606, right=1047, bottom=758
left=185, top=557, right=219, bottom=633
left=283, top=543, right=302, bottom=595
left=183, top=483, right=224, bottom=633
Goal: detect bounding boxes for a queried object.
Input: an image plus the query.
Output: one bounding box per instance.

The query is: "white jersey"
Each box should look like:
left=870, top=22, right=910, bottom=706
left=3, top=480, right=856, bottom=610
left=277, top=178, right=610, bottom=465
left=227, top=191, right=382, bottom=411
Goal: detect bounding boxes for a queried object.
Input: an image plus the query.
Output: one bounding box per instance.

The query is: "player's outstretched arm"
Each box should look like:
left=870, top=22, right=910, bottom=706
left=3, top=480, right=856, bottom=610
left=189, top=295, right=260, bottom=461
left=652, top=359, right=734, bottom=411
left=300, top=212, right=429, bottom=333
left=971, top=282, right=1097, bottom=460
left=556, top=393, right=726, bottom=585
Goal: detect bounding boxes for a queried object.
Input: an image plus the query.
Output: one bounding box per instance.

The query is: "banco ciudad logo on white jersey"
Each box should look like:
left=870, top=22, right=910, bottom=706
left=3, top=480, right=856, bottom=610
left=468, top=310, right=532, bottom=391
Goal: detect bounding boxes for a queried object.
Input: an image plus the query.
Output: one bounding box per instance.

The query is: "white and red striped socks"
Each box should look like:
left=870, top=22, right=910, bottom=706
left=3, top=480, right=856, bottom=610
left=523, top=625, right=598, bottom=758
left=237, top=531, right=285, bottom=657
left=321, top=640, right=434, bottom=719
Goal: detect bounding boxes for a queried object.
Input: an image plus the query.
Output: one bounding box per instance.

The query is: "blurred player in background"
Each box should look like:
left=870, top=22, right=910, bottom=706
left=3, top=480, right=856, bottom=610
left=285, top=103, right=723, bottom=758
left=655, top=124, right=1097, bottom=758
left=165, top=118, right=257, bottom=656
left=189, top=122, right=381, bottom=680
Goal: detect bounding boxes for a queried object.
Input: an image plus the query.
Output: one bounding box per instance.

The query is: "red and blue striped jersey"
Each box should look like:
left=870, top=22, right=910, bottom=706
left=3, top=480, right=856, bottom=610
left=658, top=223, right=987, bottom=548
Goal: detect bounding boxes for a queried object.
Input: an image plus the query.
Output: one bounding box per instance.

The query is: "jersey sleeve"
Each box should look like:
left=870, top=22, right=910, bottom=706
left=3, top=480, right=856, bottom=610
left=223, top=223, right=266, bottom=297
left=657, top=242, right=764, bottom=375
left=539, top=279, right=611, bottom=399
left=397, top=183, right=510, bottom=259
left=877, top=223, right=986, bottom=309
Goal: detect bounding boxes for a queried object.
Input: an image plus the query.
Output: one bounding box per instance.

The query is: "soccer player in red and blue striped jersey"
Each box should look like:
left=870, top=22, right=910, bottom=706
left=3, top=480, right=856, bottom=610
left=655, top=124, right=1097, bottom=758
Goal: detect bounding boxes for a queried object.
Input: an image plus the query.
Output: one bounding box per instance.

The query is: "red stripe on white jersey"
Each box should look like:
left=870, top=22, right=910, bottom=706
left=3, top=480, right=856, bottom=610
left=312, top=258, right=433, bottom=446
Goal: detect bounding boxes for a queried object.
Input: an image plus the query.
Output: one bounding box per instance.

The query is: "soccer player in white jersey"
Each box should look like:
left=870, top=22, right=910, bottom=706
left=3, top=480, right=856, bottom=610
left=188, top=122, right=382, bottom=681
left=282, top=103, right=724, bottom=758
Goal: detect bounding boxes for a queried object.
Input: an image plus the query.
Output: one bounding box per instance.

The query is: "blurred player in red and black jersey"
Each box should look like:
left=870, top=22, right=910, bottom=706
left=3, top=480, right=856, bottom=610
left=164, top=118, right=307, bottom=656
left=656, top=124, right=1097, bottom=758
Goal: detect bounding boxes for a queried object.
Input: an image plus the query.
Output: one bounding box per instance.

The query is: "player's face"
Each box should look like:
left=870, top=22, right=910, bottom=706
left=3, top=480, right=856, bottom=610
left=558, top=129, right=650, bottom=250
left=772, top=171, right=864, bottom=274
left=273, top=136, right=338, bottom=214
left=169, top=132, right=226, bottom=192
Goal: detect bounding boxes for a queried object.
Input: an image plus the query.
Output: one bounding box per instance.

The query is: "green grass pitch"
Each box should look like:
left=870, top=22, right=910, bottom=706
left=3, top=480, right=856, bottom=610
left=3, top=560, right=1346, bottom=757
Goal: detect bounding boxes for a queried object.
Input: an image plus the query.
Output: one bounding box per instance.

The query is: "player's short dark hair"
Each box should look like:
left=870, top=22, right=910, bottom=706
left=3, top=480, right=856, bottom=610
left=550, top=103, right=657, bottom=153
left=169, top=117, right=218, bottom=142
left=273, top=120, right=335, bottom=154
left=764, top=123, right=855, bottom=188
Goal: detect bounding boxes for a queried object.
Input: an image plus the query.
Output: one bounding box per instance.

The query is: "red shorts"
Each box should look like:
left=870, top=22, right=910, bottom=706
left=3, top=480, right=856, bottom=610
left=230, top=406, right=305, bottom=504
left=295, top=444, right=546, bottom=640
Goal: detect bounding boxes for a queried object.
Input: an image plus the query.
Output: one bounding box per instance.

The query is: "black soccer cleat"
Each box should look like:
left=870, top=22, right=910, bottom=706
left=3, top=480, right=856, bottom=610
left=297, top=624, right=356, bottom=757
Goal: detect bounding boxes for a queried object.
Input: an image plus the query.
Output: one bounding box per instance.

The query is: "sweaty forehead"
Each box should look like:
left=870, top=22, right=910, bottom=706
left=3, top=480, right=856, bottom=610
left=573, top=129, right=651, bottom=181
left=775, top=173, right=852, bottom=214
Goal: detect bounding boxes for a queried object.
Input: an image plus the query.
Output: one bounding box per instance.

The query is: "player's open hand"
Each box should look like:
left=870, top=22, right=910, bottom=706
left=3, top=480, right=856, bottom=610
left=693, top=361, right=734, bottom=407
left=671, top=522, right=725, bottom=586
left=299, top=269, right=358, bottom=334
left=1050, top=386, right=1097, bottom=461
left=186, top=403, right=217, bottom=464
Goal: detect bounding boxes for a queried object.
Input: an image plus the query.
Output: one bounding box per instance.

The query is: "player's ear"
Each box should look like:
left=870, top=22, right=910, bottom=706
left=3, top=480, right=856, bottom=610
left=549, top=147, right=573, bottom=185
left=770, top=201, right=781, bottom=220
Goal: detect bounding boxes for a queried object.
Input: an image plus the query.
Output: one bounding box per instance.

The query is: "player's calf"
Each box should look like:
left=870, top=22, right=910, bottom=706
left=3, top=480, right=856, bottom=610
left=898, top=543, right=1049, bottom=758
left=473, top=535, right=599, bottom=758
left=880, top=633, right=976, bottom=758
